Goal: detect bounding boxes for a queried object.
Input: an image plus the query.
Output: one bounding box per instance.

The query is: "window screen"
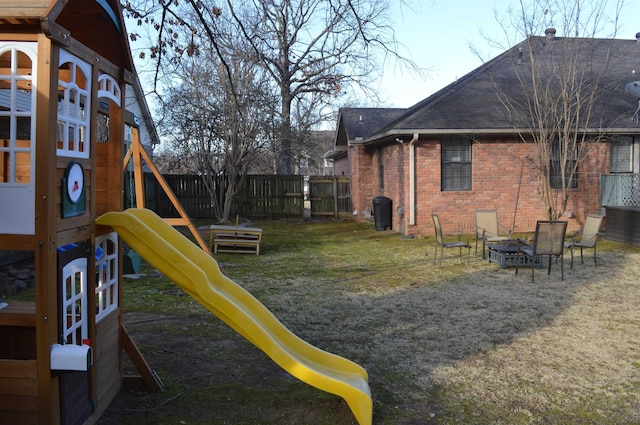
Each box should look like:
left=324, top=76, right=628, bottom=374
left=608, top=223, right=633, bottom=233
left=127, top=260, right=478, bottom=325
left=550, top=138, right=578, bottom=189
left=610, top=136, right=633, bottom=173
left=441, top=137, right=471, bottom=191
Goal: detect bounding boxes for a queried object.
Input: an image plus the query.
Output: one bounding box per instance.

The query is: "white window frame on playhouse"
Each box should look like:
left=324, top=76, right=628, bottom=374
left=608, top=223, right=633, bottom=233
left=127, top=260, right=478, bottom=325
left=62, top=257, right=89, bottom=345
left=95, top=232, right=119, bottom=322
left=57, top=50, right=92, bottom=158
left=0, top=42, right=37, bottom=234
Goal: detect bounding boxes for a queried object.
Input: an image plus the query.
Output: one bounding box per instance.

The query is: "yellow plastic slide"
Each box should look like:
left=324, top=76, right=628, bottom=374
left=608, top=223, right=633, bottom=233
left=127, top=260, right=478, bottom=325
left=96, top=208, right=372, bottom=425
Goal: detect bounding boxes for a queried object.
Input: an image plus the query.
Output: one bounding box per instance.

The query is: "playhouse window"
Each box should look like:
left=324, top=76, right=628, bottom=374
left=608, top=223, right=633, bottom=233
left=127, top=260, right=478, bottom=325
left=95, top=233, right=119, bottom=322
left=0, top=47, right=34, bottom=185
left=97, top=73, right=121, bottom=107
left=56, top=51, right=91, bottom=158
left=62, top=257, right=88, bottom=345
left=0, top=43, right=36, bottom=235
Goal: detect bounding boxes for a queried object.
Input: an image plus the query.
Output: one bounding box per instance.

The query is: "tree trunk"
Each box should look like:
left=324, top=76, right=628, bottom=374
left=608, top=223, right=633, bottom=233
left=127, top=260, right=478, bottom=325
left=278, top=90, right=293, bottom=175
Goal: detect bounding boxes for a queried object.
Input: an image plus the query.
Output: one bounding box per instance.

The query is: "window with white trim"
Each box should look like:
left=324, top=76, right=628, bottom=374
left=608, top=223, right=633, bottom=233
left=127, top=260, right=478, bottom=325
left=441, top=137, right=471, bottom=191
left=97, top=74, right=121, bottom=106
left=62, top=257, right=89, bottom=344
left=0, top=42, right=37, bottom=234
left=57, top=51, right=91, bottom=158
left=96, top=73, right=122, bottom=144
left=95, top=233, right=119, bottom=322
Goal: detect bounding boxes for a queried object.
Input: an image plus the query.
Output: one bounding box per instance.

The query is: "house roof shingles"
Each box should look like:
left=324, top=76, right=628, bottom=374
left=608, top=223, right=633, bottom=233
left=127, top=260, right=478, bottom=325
left=346, top=34, right=640, bottom=144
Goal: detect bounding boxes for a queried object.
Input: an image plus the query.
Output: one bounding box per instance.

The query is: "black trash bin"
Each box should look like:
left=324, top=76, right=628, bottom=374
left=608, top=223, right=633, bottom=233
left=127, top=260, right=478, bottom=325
left=372, top=196, right=392, bottom=231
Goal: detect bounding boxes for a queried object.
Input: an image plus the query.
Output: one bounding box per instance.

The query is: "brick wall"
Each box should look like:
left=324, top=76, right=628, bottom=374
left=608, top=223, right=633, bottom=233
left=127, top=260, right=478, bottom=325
left=349, top=136, right=608, bottom=237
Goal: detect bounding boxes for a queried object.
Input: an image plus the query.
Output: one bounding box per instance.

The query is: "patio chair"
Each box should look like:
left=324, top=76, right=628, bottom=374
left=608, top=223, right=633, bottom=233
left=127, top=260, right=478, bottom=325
left=564, top=214, right=603, bottom=269
left=475, top=209, right=510, bottom=259
left=432, top=214, right=471, bottom=266
left=516, top=220, right=568, bottom=281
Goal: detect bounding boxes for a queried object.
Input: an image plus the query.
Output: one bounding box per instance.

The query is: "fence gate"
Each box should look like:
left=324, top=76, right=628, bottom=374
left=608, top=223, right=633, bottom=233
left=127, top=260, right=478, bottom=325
left=309, top=176, right=351, bottom=218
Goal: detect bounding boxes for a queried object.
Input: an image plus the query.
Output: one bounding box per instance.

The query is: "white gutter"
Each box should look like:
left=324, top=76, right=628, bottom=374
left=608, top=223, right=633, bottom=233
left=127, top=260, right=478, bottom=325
left=353, top=127, right=640, bottom=145
left=408, top=133, right=419, bottom=226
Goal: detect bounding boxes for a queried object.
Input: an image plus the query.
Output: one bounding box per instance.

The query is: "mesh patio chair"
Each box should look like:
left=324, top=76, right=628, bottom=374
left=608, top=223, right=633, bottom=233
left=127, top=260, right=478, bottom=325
left=516, top=220, right=568, bottom=281
left=564, top=214, right=603, bottom=269
left=432, top=214, right=471, bottom=267
left=475, top=209, right=510, bottom=259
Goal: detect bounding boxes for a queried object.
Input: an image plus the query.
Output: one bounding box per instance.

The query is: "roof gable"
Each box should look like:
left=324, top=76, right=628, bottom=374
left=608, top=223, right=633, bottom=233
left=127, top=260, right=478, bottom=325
left=405, top=36, right=637, bottom=128
left=336, top=107, right=406, bottom=144
left=352, top=34, right=640, bottom=143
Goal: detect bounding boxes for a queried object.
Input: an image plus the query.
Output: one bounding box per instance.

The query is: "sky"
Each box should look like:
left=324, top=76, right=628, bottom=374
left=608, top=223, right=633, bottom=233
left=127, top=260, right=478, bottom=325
left=128, top=0, right=639, bottom=117
left=378, top=0, right=640, bottom=108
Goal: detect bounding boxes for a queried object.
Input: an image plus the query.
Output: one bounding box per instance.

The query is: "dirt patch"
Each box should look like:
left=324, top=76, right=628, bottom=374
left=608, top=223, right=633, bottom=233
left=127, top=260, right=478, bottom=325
left=100, top=310, right=357, bottom=425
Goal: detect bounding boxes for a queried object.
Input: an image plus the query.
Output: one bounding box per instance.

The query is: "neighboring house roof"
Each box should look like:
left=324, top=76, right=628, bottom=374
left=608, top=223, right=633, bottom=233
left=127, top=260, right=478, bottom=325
left=343, top=33, right=640, bottom=145
left=126, top=75, right=160, bottom=147
left=334, top=107, right=406, bottom=151
left=325, top=148, right=347, bottom=160
left=298, top=130, right=335, bottom=175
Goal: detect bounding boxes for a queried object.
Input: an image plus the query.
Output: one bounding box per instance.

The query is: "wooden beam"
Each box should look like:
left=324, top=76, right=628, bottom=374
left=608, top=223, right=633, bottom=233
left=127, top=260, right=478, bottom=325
left=34, top=33, right=60, bottom=425
left=122, top=136, right=212, bottom=255
left=120, top=326, right=163, bottom=392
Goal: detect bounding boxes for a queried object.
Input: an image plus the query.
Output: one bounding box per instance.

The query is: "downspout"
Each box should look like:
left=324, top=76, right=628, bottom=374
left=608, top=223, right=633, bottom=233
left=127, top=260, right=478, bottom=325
left=409, top=133, right=419, bottom=226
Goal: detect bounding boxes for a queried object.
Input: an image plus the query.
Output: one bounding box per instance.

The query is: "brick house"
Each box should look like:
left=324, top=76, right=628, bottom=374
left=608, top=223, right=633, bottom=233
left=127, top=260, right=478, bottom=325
left=333, top=31, right=640, bottom=237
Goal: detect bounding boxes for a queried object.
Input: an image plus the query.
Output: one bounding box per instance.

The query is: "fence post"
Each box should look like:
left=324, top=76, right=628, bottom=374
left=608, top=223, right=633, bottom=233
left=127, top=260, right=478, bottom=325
left=333, top=177, right=338, bottom=218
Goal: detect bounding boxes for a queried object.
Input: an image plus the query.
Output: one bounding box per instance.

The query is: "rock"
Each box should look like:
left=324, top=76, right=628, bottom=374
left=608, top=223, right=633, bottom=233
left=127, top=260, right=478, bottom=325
left=13, top=279, right=27, bottom=291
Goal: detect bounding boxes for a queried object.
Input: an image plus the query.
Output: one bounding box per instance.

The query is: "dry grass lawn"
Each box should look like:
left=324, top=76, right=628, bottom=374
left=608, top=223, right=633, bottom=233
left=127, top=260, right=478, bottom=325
left=96, top=219, right=640, bottom=425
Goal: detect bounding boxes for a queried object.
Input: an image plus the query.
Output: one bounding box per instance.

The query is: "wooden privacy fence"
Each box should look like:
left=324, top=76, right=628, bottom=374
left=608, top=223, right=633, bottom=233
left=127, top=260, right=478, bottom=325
left=125, top=173, right=351, bottom=220
left=308, top=176, right=352, bottom=218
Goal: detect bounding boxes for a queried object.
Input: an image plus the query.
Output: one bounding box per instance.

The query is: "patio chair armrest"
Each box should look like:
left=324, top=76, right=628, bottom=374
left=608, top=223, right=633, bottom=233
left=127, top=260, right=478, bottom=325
left=475, top=225, right=486, bottom=238
left=565, top=231, right=578, bottom=243
left=498, top=223, right=512, bottom=235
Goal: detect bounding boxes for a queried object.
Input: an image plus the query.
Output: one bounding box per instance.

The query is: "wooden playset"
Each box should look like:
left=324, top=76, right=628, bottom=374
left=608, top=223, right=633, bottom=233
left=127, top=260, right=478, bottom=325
left=0, top=1, right=162, bottom=423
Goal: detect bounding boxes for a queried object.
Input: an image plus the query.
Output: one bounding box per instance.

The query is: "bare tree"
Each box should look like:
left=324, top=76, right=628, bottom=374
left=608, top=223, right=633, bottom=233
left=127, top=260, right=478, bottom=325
left=158, top=41, right=273, bottom=222
left=495, top=0, right=627, bottom=219
left=124, top=0, right=423, bottom=174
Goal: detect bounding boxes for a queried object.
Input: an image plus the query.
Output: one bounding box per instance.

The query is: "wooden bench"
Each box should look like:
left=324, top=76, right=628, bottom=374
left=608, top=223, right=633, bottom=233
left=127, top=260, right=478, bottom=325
left=209, top=225, right=263, bottom=255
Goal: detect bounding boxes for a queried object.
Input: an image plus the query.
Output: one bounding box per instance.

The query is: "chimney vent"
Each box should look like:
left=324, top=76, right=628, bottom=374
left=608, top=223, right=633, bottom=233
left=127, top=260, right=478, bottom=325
left=517, top=47, right=524, bottom=64
left=545, top=28, right=556, bottom=40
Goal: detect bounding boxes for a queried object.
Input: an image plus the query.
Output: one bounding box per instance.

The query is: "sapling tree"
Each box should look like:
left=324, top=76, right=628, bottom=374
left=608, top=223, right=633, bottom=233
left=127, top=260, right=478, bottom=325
left=156, top=29, right=274, bottom=222
left=494, top=0, right=627, bottom=219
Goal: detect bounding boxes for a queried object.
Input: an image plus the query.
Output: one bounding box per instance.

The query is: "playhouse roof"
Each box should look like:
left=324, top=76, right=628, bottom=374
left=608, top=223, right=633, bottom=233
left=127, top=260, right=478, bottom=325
left=341, top=33, right=640, bottom=145
left=0, top=0, right=135, bottom=72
